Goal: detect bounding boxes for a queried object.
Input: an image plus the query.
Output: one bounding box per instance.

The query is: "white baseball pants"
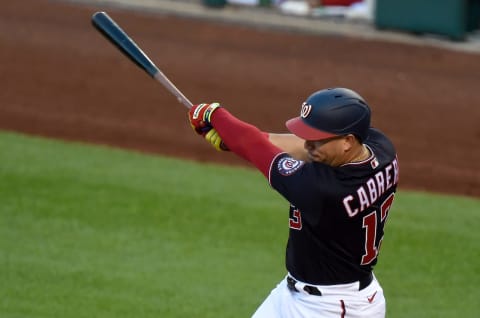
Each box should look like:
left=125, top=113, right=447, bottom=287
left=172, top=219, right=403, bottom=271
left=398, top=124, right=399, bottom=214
left=251, top=274, right=385, bottom=318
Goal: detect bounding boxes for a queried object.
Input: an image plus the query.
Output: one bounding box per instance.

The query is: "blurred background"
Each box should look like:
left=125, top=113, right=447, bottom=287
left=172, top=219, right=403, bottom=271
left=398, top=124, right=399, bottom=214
left=183, top=0, right=480, bottom=43
left=2, top=0, right=479, bottom=196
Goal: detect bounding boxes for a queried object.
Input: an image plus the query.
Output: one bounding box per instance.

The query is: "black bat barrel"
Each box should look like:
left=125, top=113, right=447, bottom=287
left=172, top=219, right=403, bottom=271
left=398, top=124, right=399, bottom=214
left=91, top=12, right=159, bottom=77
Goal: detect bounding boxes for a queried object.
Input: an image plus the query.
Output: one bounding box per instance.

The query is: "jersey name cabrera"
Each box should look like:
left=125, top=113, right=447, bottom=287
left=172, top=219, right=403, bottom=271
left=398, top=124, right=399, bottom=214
left=342, top=155, right=398, bottom=217
left=268, top=128, right=399, bottom=285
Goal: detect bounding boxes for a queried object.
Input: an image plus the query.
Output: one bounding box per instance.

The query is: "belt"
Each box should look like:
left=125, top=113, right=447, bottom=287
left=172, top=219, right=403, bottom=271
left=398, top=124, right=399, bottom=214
left=287, top=273, right=373, bottom=296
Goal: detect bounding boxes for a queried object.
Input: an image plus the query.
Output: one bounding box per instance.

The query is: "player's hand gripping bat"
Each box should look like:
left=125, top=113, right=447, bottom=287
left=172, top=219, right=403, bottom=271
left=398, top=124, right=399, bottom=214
left=91, top=11, right=193, bottom=109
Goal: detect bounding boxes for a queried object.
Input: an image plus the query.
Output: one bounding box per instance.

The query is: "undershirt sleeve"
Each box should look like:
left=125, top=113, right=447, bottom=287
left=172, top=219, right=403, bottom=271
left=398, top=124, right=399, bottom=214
left=210, top=108, right=283, bottom=178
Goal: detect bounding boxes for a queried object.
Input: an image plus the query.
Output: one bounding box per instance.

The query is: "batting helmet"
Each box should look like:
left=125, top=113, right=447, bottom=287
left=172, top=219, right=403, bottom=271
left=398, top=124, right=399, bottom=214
left=286, top=88, right=371, bottom=141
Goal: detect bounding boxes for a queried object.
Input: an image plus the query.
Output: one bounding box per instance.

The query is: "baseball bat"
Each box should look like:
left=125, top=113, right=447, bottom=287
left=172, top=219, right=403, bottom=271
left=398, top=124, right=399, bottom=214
left=91, top=11, right=193, bottom=109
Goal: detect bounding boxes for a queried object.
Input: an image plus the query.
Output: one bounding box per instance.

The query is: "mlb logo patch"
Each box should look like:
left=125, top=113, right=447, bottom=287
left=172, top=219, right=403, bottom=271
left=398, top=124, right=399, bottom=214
left=277, top=157, right=304, bottom=176
left=371, top=157, right=379, bottom=169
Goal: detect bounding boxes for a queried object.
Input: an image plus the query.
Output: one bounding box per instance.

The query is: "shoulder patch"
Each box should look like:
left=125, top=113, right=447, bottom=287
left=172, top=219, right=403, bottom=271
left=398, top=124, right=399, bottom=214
left=277, top=157, right=305, bottom=176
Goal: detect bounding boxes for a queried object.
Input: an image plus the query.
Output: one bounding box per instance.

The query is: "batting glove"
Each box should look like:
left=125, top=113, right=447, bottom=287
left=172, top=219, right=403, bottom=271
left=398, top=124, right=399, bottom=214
left=188, top=103, right=221, bottom=136
left=205, top=128, right=229, bottom=151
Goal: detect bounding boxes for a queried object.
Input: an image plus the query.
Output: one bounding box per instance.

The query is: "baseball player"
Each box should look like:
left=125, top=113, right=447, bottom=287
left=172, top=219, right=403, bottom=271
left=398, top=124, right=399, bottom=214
left=188, top=88, right=399, bottom=318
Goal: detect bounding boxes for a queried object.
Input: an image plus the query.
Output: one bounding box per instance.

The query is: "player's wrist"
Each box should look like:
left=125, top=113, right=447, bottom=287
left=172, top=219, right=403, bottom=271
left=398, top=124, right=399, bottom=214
left=191, top=103, right=221, bottom=125
left=203, top=102, right=221, bottom=124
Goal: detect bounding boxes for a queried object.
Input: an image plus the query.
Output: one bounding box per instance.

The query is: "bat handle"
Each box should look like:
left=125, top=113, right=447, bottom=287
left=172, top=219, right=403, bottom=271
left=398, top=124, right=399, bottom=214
left=153, top=71, right=193, bottom=109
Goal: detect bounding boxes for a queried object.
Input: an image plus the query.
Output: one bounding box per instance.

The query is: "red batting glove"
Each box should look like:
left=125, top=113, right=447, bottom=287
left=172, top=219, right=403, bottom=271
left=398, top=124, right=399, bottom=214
left=188, top=103, right=221, bottom=136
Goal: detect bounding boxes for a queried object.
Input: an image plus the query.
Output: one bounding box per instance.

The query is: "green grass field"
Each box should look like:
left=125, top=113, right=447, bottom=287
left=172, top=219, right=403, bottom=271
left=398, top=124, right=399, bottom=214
left=1, top=131, right=479, bottom=318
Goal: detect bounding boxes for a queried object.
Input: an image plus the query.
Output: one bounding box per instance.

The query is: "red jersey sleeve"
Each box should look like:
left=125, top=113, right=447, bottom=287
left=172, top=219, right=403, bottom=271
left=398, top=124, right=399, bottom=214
left=210, top=108, right=283, bottom=178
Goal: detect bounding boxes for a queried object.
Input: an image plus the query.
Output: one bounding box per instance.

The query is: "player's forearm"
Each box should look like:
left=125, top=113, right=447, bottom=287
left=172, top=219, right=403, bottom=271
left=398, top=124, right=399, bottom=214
left=211, top=108, right=282, bottom=177
left=268, top=133, right=308, bottom=161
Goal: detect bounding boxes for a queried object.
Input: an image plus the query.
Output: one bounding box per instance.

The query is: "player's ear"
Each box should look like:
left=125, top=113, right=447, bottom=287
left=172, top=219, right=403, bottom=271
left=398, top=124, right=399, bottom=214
left=342, top=134, right=358, bottom=151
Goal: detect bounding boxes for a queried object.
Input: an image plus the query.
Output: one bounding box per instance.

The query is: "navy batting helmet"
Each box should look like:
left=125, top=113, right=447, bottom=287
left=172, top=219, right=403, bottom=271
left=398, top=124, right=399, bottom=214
left=286, top=88, right=371, bottom=141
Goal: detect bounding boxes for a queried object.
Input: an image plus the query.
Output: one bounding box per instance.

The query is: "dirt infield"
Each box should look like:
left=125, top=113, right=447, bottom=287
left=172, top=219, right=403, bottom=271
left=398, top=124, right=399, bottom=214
left=1, top=0, right=479, bottom=197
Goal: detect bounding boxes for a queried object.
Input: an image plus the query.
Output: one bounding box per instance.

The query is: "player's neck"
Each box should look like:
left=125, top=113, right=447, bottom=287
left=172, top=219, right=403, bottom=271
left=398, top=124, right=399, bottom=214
left=347, top=145, right=370, bottom=164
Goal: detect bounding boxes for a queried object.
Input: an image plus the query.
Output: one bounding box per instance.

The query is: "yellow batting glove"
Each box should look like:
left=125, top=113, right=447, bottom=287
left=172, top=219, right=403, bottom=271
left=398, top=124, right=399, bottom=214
left=205, top=129, right=229, bottom=151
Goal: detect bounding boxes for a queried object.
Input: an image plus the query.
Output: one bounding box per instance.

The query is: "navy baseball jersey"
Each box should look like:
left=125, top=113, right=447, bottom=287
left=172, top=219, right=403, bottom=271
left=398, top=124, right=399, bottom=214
left=269, top=128, right=399, bottom=285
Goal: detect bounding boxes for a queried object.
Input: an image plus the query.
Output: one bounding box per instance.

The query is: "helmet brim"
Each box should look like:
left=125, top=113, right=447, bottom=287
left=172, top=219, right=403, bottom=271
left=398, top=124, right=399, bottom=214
left=286, top=117, right=338, bottom=141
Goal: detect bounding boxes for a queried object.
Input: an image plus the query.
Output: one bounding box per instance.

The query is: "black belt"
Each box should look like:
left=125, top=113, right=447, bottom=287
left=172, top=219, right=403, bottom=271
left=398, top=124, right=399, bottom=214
left=287, top=273, right=373, bottom=296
